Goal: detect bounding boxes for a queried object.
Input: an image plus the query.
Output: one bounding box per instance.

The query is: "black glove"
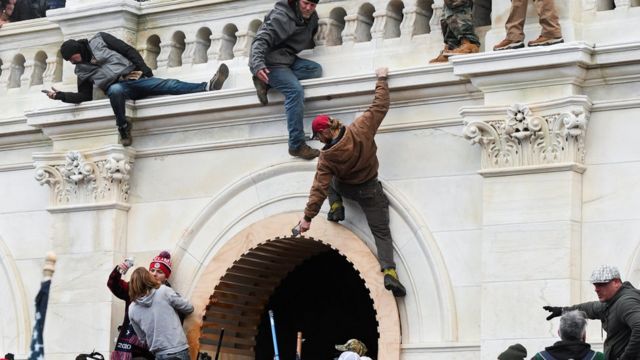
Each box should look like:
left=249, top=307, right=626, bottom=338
left=543, top=305, right=563, bottom=320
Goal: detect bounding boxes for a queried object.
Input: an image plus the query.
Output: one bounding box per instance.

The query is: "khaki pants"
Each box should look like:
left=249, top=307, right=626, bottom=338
left=505, top=0, right=562, bottom=41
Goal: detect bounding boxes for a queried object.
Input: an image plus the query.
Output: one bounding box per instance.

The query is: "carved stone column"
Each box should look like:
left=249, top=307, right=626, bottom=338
left=33, top=145, right=135, bottom=357
left=232, top=30, right=256, bottom=58
left=400, top=5, right=431, bottom=38
left=453, top=45, right=597, bottom=359
left=20, top=60, right=34, bottom=88
left=341, top=14, right=359, bottom=45
left=461, top=97, right=591, bottom=359
left=315, top=18, right=330, bottom=47
left=182, top=38, right=197, bottom=67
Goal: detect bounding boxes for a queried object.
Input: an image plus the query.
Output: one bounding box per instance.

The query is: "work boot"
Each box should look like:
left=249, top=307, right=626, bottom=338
left=208, top=63, right=229, bottom=91
left=527, top=35, right=564, bottom=47
left=327, top=201, right=345, bottom=222
left=383, top=268, right=406, bottom=297
left=443, top=38, right=480, bottom=56
left=288, top=143, right=320, bottom=160
left=493, top=38, right=525, bottom=51
left=118, top=122, right=132, bottom=147
left=428, top=45, right=451, bottom=64
left=252, top=76, right=269, bottom=105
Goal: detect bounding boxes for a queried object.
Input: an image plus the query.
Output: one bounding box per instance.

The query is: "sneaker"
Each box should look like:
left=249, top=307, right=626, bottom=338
left=327, top=202, right=345, bottom=222
left=288, top=143, right=320, bottom=160
left=493, top=38, right=525, bottom=51
left=383, top=269, right=406, bottom=297
left=208, top=63, right=229, bottom=91
left=527, top=35, right=564, bottom=47
left=118, top=122, right=132, bottom=147
left=443, top=38, right=480, bottom=56
left=252, top=76, right=269, bottom=106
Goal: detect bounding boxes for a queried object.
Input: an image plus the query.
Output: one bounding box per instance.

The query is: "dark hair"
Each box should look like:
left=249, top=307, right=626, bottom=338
left=75, top=352, right=104, bottom=360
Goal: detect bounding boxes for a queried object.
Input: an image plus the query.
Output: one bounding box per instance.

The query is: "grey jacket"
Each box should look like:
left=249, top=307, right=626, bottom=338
left=567, top=282, right=640, bottom=360
left=249, top=0, right=318, bottom=75
left=75, top=32, right=136, bottom=91
left=128, top=285, right=194, bottom=356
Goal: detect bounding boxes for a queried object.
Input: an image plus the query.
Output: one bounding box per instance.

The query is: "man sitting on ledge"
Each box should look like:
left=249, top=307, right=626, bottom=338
left=45, top=32, right=229, bottom=146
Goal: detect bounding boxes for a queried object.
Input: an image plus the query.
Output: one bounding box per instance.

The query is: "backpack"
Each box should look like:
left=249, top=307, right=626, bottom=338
left=537, top=350, right=597, bottom=360
left=76, top=352, right=105, bottom=360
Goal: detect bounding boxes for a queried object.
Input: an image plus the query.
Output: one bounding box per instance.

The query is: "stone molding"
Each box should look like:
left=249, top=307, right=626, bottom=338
left=33, top=145, right=135, bottom=211
left=462, top=97, right=591, bottom=175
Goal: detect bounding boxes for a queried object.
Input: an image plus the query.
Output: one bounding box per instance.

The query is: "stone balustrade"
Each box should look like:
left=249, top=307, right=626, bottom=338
left=0, top=0, right=639, bottom=98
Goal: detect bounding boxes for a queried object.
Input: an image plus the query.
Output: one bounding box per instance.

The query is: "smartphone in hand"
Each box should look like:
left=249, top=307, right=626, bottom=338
left=41, top=90, right=50, bottom=94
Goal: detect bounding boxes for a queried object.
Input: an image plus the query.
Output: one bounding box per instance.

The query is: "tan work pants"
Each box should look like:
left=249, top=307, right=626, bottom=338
left=505, top=0, right=562, bottom=41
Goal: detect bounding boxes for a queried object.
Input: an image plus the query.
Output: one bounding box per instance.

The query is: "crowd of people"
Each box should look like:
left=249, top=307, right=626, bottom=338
left=6, top=0, right=613, bottom=359
left=0, top=0, right=64, bottom=27
left=498, top=265, right=640, bottom=360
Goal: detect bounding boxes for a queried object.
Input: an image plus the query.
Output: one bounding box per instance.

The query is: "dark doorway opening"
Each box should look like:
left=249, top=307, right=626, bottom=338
left=254, top=250, right=379, bottom=360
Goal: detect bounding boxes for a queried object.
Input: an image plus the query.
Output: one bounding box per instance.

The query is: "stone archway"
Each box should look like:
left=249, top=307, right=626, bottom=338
left=0, top=236, right=30, bottom=356
left=183, top=213, right=401, bottom=360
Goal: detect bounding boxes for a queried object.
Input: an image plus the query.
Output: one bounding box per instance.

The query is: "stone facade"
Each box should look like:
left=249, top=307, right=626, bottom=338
left=1, top=0, right=640, bottom=359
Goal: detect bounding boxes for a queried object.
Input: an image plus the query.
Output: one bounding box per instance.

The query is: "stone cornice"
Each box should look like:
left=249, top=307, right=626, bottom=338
left=33, top=145, right=135, bottom=212
left=461, top=96, right=591, bottom=175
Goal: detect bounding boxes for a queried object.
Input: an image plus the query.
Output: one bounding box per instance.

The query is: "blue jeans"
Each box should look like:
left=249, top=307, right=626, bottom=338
left=155, top=348, right=190, bottom=360
left=268, top=58, right=322, bottom=150
left=106, top=77, right=207, bottom=129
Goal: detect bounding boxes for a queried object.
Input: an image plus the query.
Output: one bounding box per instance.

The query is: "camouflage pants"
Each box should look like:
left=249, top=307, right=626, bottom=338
left=441, top=0, right=481, bottom=48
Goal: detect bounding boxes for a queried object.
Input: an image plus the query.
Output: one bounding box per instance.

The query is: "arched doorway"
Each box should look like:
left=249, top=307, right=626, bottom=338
left=197, top=237, right=379, bottom=359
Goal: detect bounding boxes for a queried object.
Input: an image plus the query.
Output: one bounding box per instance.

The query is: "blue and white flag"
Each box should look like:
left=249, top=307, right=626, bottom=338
left=28, top=280, right=51, bottom=360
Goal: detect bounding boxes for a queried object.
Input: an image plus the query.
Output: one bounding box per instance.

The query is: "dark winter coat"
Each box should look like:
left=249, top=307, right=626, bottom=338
left=248, top=0, right=318, bottom=75
left=56, top=32, right=153, bottom=103
left=531, top=340, right=604, bottom=360
left=567, top=282, right=640, bottom=360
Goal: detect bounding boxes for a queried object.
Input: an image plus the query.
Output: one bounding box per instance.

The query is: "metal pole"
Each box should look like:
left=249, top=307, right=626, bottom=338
left=214, top=328, right=224, bottom=360
left=268, top=310, right=280, bottom=360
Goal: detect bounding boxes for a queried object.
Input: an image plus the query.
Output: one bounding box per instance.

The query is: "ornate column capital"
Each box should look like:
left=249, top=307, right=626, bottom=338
left=462, top=96, right=592, bottom=176
left=33, top=146, right=135, bottom=212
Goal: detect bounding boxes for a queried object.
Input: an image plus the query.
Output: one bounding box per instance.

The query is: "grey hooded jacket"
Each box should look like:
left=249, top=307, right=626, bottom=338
left=249, top=0, right=318, bottom=75
left=75, top=32, right=137, bottom=91
left=567, top=282, right=640, bottom=360
left=128, top=285, right=194, bottom=356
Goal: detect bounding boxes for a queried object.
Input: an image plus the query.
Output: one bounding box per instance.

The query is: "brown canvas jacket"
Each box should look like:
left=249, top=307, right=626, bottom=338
left=304, top=78, right=390, bottom=220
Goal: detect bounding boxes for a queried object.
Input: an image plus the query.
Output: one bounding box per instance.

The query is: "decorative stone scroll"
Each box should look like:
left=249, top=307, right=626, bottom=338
left=33, top=147, right=134, bottom=210
left=462, top=103, right=589, bottom=172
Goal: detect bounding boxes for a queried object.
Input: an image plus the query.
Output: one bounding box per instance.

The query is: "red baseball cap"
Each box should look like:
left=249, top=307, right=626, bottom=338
left=312, top=114, right=331, bottom=140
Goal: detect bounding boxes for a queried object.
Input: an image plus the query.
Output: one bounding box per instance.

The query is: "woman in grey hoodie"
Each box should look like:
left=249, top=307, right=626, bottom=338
left=128, top=267, right=194, bottom=360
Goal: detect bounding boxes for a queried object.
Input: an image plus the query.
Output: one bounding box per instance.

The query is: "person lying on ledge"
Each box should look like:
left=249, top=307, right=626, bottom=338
left=44, top=32, right=229, bottom=146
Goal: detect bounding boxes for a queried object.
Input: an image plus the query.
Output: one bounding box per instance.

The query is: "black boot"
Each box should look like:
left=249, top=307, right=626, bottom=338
left=118, top=122, right=132, bottom=147
left=383, top=268, right=406, bottom=297
left=327, top=201, right=345, bottom=222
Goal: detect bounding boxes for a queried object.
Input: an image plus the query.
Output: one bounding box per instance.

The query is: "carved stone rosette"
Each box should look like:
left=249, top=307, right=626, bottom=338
left=33, top=146, right=135, bottom=211
left=462, top=103, right=589, bottom=173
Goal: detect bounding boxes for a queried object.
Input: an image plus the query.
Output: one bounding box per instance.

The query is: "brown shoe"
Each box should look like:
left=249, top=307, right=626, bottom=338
left=429, top=50, right=450, bottom=64
left=429, top=44, right=451, bottom=63
left=527, top=35, right=564, bottom=47
left=443, top=38, right=480, bottom=55
left=493, top=38, right=525, bottom=51
left=288, top=144, right=319, bottom=160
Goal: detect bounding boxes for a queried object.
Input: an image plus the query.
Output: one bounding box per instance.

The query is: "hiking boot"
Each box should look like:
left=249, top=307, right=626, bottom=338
left=118, top=123, right=132, bottom=147
left=493, top=38, right=525, bottom=51
left=527, top=35, right=564, bottom=47
left=327, top=201, right=345, bottom=222
left=208, top=63, right=229, bottom=91
left=443, top=38, right=480, bottom=56
left=252, top=76, right=269, bottom=105
left=383, top=268, right=406, bottom=297
left=429, top=44, right=451, bottom=64
left=288, top=143, right=319, bottom=160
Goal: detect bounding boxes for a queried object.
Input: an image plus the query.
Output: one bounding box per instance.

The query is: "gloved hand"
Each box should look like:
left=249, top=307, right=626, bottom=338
left=543, top=305, right=563, bottom=320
